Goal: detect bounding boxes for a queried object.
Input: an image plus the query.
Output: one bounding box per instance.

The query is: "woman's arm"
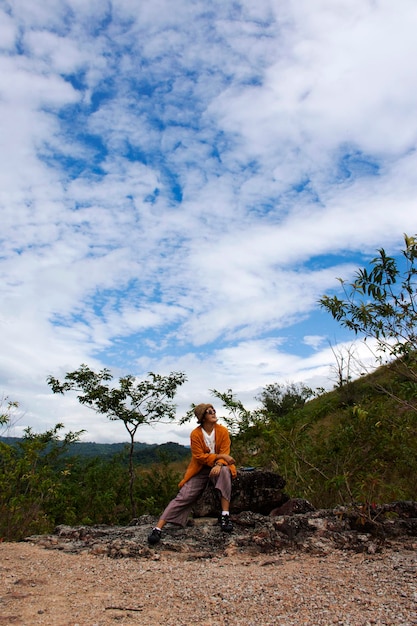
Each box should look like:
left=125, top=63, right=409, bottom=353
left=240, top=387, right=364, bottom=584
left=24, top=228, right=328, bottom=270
left=215, top=427, right=235, bottom=465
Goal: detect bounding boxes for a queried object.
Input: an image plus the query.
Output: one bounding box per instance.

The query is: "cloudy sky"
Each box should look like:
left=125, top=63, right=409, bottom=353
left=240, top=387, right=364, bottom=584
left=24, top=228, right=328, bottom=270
left=1, top=0, right=416, bottom=445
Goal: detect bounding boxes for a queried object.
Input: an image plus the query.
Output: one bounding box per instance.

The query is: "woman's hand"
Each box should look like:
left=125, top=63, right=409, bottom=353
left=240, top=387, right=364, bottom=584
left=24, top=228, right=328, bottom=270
left=217, top=454, right=236, bottom=465
left=209, top=465, right=222, bottom=478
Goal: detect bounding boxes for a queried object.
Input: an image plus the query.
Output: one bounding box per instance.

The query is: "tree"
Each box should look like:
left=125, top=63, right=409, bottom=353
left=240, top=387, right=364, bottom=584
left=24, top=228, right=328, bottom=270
left=47, top=365, right=187, bottom=517
left=256, top=382, right=313, bottom=420
left=319, top=234, right=417, bottom=410
left=328, top=342, right=361, bottom=406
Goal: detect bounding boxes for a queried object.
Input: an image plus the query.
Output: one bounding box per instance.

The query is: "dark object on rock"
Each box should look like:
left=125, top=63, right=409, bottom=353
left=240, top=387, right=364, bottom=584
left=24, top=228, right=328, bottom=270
left=220, top=514, right=233, bottom=533
left=147, top=528, right=162, bottom=545
left=270, top=498, right=315, bottom=516
left=192, top=469, right=288, bottom=517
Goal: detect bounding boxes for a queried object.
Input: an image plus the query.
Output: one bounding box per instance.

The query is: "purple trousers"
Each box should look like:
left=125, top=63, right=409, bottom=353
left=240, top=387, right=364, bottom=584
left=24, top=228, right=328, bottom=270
left=160, top=466, right=232, bottom=527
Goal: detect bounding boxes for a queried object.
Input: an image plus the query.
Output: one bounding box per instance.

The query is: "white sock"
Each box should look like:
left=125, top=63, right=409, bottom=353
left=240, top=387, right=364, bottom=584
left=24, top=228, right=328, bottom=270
left=222, top=511, right=229, bottom=516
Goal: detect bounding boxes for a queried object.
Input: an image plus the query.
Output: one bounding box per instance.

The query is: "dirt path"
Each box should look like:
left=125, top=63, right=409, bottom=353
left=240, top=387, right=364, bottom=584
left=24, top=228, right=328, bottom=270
left=1, top=541, right=416, bottom=625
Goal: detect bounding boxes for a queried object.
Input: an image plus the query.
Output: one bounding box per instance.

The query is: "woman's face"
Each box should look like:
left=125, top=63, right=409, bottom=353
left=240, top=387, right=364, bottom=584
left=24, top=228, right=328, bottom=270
left=202, top=407, right=217, bottom=427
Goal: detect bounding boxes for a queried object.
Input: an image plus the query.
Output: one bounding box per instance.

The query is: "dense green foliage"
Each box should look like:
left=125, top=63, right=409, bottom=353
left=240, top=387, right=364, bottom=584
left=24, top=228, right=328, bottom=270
left=0, top=428, right=188, bottom=540
left=0, top=424, right=83, bottom=540
left=0, top=394, right=187, bottom=540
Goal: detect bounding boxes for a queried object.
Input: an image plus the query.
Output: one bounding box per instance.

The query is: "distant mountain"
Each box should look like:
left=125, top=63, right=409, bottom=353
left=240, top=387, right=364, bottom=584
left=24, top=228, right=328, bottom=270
left=0, top=437, right=190, bottom=465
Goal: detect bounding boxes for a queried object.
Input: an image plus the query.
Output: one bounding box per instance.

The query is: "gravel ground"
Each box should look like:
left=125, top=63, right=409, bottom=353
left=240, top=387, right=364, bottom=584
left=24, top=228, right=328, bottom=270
left=0, top=541, right=416, bottom=626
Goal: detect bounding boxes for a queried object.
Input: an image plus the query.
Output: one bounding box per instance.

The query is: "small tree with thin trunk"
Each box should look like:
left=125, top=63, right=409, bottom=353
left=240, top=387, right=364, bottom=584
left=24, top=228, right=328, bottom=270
left=47, top=365, right=187, bottom=518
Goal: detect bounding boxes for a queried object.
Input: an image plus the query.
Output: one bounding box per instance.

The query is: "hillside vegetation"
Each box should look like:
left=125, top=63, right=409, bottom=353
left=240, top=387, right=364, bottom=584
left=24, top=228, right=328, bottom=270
left=1, top=360, right=416, bottom=542
left=230, top=360, right=417, bottom=509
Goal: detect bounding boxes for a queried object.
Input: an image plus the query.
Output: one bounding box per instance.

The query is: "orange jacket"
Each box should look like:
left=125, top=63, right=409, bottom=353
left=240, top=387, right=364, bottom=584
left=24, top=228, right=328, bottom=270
left=178, top=423, right=237, bottom=487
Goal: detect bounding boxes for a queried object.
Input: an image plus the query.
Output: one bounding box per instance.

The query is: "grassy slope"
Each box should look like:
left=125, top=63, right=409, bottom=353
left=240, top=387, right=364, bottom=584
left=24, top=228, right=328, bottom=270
left=234, top=361, right=417, bottom=508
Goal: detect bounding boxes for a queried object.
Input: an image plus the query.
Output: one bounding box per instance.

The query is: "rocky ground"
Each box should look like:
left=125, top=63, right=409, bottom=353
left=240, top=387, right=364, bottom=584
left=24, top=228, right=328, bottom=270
left=1, top=504, right=416, bottom=625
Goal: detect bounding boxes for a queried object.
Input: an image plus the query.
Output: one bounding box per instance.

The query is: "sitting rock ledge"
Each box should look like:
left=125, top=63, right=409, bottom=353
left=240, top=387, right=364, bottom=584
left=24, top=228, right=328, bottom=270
left=24, top=500, right=417, bottom=560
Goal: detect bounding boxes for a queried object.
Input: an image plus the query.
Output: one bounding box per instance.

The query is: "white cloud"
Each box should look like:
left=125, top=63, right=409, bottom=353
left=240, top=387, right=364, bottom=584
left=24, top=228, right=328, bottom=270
left=0, top=9, right=16, bottom=50
left=1, top=0, right=416, bottom=444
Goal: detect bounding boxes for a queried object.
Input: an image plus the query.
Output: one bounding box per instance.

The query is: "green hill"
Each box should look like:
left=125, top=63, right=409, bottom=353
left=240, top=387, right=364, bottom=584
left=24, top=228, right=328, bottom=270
left=231, top=359, right=417, bottom=508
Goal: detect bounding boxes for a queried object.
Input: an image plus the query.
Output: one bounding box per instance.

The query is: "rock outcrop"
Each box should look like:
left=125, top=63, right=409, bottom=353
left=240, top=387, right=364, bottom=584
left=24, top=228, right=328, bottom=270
left=22, top=467, right=417, bottom=559
left=25, top=500, right=417, bottom=560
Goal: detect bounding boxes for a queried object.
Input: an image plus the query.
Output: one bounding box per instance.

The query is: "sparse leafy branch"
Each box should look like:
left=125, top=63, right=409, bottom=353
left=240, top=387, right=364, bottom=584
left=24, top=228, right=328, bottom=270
left=328, top=343, right=364, bottom=406
left=319, top=234, right=417, bottom=359
left=320, top=234, right=417, bottom=412
left=329, top=342, right=356, bottom=388
left=178, top=388, right=254, bottom=436
left=0, top=396, right=22, bottom=434
left=47, top=365, right=187, bottom=517
left=209, top=388, right=253, bottom=435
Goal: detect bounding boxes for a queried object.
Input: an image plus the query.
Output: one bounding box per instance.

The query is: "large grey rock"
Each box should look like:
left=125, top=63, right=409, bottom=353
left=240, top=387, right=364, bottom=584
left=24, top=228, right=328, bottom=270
left=192, top=469, right=288, bottom=517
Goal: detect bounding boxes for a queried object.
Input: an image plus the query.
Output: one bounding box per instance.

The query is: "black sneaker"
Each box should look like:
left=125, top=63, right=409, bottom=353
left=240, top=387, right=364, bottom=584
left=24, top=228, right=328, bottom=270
left=220, top=514, right=233, bottom=533
left=147, top=527, right=162, bottom=545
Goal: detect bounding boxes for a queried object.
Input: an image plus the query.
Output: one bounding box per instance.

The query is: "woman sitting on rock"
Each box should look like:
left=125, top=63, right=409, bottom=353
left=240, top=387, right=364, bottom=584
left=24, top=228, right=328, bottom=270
left=148, top=403, right=236, bottom=545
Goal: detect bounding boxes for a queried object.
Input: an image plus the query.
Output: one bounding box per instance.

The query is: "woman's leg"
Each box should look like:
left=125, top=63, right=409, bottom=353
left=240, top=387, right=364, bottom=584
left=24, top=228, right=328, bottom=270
left=210, top=467, right=233, bottom=532
left=210, top=466, right=232, bottom=504
left=156, top=468, right=211, bottom=528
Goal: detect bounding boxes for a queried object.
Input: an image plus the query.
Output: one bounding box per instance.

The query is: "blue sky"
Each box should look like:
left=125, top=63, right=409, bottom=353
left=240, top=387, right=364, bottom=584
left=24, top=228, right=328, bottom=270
left=1, top=0, right=417, bottom=445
